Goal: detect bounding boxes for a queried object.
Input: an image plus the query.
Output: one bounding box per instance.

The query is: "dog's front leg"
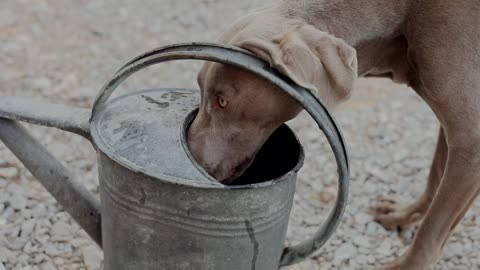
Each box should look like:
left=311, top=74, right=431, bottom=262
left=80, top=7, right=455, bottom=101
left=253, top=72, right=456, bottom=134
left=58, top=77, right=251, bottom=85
left=377, top=127, right=480, bottom=270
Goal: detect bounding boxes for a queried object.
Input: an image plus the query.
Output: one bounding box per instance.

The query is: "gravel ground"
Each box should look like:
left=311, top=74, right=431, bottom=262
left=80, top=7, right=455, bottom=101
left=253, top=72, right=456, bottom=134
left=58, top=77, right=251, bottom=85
left=1, top=0, right=479, bottom=269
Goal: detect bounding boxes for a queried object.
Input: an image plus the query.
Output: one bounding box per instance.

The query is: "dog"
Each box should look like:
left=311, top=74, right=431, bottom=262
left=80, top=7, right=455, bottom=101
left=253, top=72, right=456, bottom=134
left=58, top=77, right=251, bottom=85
left=187, top=0, right=480, bottom=269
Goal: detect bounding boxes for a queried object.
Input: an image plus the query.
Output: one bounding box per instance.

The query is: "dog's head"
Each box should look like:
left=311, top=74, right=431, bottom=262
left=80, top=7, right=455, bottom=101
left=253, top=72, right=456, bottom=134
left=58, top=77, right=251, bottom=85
left=187, top=10, right=357, bottom=183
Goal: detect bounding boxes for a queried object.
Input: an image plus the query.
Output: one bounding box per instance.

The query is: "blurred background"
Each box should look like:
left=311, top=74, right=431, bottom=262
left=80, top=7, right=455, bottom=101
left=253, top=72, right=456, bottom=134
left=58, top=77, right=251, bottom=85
left=0, top=0, right=478, bottom=269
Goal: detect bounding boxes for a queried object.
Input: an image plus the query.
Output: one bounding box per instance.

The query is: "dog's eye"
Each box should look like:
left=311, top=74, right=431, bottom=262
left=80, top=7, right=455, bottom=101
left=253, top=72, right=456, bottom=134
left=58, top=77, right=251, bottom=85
left=218, top=96, right=228, bottom=108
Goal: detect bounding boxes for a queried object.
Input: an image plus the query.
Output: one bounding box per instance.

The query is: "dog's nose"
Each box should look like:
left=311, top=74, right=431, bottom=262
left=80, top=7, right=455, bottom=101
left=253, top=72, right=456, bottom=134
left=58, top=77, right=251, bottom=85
left=207, top=156, right=253, bottom=184
left=206, top=165, right=234, bottom=184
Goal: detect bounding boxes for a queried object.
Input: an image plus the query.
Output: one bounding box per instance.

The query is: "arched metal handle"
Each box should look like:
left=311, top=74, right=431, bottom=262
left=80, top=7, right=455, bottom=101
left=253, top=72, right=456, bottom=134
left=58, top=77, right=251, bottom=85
left=91, top=42, right=350, bottom=266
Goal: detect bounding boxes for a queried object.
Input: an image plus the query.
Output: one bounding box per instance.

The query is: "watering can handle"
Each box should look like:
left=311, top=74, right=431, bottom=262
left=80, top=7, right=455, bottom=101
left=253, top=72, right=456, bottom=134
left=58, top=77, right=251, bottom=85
left=91, top=42, right=350, bottom=266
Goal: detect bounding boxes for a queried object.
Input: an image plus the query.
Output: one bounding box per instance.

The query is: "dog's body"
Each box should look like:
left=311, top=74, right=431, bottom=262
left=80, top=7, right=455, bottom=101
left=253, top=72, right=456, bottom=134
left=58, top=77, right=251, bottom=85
left=187, top=0, right=480, bottom=269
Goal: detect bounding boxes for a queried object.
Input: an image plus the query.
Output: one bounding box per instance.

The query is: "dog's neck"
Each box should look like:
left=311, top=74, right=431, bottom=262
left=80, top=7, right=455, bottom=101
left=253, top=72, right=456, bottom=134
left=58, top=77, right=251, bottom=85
left=280, top=0, right=409, bottom=75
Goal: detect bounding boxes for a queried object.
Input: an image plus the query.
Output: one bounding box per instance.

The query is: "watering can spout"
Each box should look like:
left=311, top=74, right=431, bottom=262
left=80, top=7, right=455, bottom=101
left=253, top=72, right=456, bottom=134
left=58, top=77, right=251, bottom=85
left=0, top=97, right=102, bottom=246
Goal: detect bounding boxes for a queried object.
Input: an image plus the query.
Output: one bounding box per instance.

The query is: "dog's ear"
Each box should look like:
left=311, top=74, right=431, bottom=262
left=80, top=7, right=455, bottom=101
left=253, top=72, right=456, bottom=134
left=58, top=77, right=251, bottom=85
left=239, top=25, right=357, bottom=106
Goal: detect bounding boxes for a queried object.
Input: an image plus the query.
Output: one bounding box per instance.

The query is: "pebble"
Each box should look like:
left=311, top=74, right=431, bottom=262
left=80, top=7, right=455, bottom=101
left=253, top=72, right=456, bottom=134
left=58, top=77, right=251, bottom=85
left=353, top=235, right=371, bottom=248
left=7, top=237, right=27, bottom=251
left=31, top=77, right=52, bottom=91
left=0, top=178, right=7, bottom=188
left=51, top=221, right=73, bottom=241
left=45, top=245, right=61, bottom=257
left=30, top=204, right=48, bottom=219
left=20, top=219, right=36, bottom=238
left=376, top=241, right=392, bottom=256
left=0, top=167, right=18, bottom=179
left=53, top=257, right=64, bottom=266
left=334, top=242, right=358, bottom=263
left=317, top=187, right=336, bottom=204
left=41, top=261, right=57, bottom=270
left=354, top=212, right=372, bottom=225
left=444, top=242, right=464, bottom=258
left=33, top=254, right=49, bottom=264
left=35, top=234, right=50, bottom=245
left=0, top=246, right=7, bottom=262
left=82, top=245, right=102, bottom=270
left=70, top=238, right=91, bottom=248
left=9, top=193, right=27, bottom=211
left=6, top=250, right=18, bottom=265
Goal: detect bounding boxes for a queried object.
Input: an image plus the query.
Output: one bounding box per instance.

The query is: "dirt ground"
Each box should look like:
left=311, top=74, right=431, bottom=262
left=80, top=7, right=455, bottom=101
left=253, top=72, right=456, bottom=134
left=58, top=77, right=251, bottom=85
left=1, top=0, right=479, bottom=269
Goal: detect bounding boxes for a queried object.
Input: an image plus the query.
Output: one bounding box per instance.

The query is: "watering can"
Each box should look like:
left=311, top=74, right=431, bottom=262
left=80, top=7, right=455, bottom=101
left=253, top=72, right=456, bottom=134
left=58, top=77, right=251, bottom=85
left=0, top=43, right=349, bottom=270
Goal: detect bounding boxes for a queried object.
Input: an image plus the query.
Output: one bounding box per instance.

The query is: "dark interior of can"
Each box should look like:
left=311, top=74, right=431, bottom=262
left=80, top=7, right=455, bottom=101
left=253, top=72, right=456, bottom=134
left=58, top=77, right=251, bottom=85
left=227, top=124, right=303, bottom=186
left=184, top=109, right=303, bottom=186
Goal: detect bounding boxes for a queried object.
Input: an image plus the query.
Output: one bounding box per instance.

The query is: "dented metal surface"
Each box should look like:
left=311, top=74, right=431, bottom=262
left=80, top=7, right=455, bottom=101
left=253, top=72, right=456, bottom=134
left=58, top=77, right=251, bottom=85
left=90, top=88, right=220, bottom=187
left=0, top=42, right=350, bottom=269
left=99, top=150, right=298, bottom=270
left=92, top=88, right=303, bottom=269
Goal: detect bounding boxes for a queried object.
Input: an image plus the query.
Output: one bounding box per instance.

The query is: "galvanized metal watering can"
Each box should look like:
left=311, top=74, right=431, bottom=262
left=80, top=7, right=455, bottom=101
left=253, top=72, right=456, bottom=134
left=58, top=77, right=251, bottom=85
left=0, top=43, right=349, bottom=269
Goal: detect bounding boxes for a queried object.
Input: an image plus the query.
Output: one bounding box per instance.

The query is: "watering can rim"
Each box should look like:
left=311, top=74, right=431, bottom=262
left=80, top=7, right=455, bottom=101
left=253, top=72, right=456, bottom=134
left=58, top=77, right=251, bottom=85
left=90, top=87, right=306, bottom=190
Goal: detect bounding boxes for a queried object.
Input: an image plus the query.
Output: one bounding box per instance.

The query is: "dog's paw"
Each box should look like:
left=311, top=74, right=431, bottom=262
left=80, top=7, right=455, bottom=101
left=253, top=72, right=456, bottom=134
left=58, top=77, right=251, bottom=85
left=369, top=197, right=427, bottom=230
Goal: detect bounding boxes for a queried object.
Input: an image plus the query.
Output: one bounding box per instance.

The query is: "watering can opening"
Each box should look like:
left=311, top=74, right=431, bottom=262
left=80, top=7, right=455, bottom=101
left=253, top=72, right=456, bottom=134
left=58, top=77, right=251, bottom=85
left=183, top=109, right=305, bottom=186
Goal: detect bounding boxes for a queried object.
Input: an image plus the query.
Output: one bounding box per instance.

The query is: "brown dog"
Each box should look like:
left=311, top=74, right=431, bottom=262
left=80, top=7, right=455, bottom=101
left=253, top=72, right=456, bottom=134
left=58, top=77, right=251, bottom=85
left=187, top=0, right=480, bottom=269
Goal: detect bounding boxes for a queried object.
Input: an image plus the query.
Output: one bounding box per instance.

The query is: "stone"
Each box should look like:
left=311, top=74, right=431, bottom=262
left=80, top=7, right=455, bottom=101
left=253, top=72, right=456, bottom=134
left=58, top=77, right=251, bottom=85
left=70, top=238, right=91, bottom=248
left=33, top=253, right=49, bottom=264
left=51, top=221, right=72, bottom=241
left=9, top=193, right=27, bottom=211
left=444, top=242, right=464, bottom=258
left=334, top=242, right=357, bottom=263
left=82, top=245, right=102, bottom=270
left=53, top=257, right=64, bottom=266
left=20, top=219, right=36, bottom=238
left=45, top=245, right=61, bottom=256
left=6, top=236, right=27, bottom=251
left=376, top=241, right=392, bottom=256
left=0, top=167, right=18, bottom=179
left=6, top=249, right=18, bottom=264
left=317, top=187, right=336, bottom=204
left=393, top=148, right=410, bottom=162
left=365, top=221, right=385, bottom=236
left=0, top=246, right=9, bottom=262
left=1, top=207, right=14, bottom=223
left=22, top=241, right=37, bottom=253
left=7, top=184, right=27, bottom=210
left=31, top=77, right=52, bottom=90
left=30, top=204, right=48, bottom=219
left=352, top=235, right=371, bottom=248
left=354, top=212, right=372, bottom=225
left=0, top=178, right=8, bottom=189
left=35, top=234, right=50, bottom=245
left=59, top=243, right=72, bottom=257
left=41, top=261, right=57, bottom=270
